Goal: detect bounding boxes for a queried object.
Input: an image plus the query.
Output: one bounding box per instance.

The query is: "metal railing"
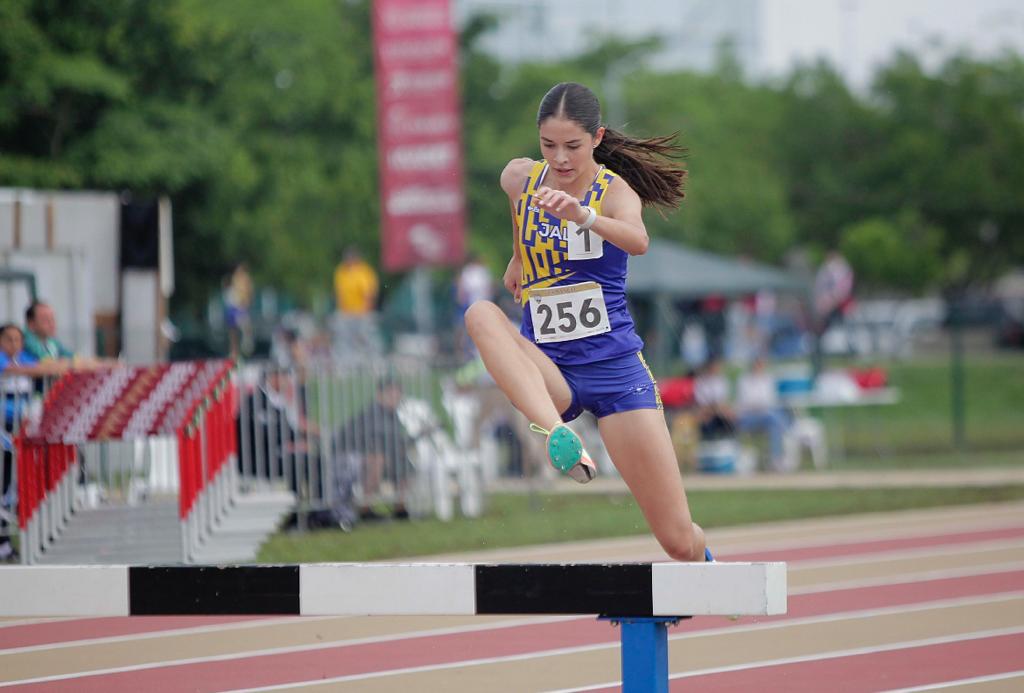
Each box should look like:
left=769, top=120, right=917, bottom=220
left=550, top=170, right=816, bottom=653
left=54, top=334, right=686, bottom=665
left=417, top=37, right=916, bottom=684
left=236, top=356, right=487, bottom=526
left=1, top=374, right=47, bottom=562
left=3, top=354, right=507, bottom=566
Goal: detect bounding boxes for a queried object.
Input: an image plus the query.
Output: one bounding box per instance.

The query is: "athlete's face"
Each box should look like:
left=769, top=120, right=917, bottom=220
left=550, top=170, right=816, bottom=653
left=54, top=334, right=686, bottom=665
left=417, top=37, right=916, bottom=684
left=538, top=116, right=604, bottom=189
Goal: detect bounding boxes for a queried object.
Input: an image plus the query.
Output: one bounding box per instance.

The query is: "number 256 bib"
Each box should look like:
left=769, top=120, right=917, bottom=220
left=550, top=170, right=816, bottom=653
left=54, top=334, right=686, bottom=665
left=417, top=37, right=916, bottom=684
left=529, top=281, right=611, bottom=344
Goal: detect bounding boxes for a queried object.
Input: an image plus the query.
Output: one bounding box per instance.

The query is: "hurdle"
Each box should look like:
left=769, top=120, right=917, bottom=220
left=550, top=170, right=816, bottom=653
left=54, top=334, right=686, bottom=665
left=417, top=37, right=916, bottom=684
left=0, top=560, right=784, bottom=690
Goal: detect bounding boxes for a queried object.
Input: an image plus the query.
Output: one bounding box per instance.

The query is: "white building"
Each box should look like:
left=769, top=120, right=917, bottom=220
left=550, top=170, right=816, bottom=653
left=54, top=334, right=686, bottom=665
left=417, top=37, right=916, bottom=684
left=454, top=0, right=761, bottom=74
left=454, top=0, right=1024, bottom=89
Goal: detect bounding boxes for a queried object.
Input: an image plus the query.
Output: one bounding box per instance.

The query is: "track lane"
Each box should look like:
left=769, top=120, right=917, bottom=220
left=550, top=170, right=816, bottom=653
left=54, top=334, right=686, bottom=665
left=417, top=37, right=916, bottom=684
left=2, top=505, right=1021, bottom=691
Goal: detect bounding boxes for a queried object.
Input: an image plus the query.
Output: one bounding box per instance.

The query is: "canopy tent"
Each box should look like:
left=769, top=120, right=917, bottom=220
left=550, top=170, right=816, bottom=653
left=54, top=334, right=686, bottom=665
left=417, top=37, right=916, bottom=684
left=626, top=239, right=807, bottom=298
left=0, top=266, right=38, bottom=324
left=625, top=239, right=811, bottom=370
left=0, top=267, right=37, bottom=298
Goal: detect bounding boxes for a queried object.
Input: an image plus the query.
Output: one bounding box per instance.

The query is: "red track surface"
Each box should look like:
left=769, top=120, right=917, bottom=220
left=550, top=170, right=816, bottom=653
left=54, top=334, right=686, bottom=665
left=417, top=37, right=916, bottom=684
left=3, top=506, right=1023, bottom=692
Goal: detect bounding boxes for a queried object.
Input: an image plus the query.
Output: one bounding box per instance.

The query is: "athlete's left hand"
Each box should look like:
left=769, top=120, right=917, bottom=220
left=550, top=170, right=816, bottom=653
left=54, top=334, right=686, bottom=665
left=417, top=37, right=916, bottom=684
left=535, top=186, right=586, bottom=225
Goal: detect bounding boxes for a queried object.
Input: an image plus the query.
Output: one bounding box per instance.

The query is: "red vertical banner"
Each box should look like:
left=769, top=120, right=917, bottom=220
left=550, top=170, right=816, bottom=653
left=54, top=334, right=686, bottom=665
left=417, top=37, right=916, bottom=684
left=373, top=0, right=466, bottom=271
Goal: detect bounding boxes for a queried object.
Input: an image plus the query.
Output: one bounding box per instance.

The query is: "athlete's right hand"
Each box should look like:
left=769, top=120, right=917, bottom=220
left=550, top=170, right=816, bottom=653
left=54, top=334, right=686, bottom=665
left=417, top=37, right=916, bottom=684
left=504, top=256, right=523, bottom=303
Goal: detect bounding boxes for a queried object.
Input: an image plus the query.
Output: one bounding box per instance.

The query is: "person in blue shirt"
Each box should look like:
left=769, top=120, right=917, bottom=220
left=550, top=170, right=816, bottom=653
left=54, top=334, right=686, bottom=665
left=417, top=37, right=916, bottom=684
left=0, top=322, right=66, bottom=563
left=464, top=82, right=710, bottom=562
left=0, top=322, right=67, bottom=395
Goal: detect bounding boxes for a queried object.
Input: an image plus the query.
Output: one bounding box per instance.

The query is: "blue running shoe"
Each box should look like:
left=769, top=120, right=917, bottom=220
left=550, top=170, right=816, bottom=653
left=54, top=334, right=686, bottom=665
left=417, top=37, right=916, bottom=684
left=705, top=547, right=714, bottom=562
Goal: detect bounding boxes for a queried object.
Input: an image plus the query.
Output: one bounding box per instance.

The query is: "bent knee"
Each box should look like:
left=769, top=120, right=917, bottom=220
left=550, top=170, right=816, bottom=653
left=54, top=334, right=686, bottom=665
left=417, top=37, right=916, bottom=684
left=660, top=529, right=703, bottom=562
left=464, top=300, right=505, bottom=338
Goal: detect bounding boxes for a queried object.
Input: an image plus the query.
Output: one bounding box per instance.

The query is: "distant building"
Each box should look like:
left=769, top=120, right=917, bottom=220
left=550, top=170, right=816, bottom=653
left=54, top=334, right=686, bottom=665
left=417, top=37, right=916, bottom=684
left=453, top=0, right=761, bottom=74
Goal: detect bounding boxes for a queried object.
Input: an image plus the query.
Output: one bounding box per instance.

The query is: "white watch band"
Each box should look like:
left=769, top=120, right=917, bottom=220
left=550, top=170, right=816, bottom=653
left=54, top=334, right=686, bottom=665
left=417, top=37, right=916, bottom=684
left=579, top=206, right=597, bottom=230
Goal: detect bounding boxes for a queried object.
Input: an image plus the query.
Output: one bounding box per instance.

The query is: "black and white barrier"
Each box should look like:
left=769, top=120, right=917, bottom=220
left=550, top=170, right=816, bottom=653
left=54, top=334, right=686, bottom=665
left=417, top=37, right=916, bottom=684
left=0, top=562, right=787, bottom=692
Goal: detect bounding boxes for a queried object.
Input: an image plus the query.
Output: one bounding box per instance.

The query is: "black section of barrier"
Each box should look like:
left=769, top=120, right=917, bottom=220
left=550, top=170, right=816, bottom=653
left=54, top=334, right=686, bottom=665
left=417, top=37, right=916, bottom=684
left=474, top=563, right=654, bottom=616
left=129, top=566, right=300, bottom=615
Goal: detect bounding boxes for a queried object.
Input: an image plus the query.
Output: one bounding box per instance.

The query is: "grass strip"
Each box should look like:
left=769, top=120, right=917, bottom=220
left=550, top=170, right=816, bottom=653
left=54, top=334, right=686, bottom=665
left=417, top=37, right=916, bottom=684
left=257, top=485, right=1024, bottom=563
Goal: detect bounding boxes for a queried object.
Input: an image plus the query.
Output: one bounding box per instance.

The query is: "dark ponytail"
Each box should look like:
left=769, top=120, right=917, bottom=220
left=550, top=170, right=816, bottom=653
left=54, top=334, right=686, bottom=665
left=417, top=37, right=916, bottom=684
left=537, top=82, right=687, bottom=211
left=595, top=128, right=687, bottom=210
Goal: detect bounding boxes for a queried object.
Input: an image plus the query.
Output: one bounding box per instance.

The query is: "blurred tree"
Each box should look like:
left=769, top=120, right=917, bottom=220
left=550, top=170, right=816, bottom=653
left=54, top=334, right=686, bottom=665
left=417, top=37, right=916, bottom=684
left=0, top=0, right=378, bottom=311
left=869, top=51, right=1024, bottom=290
left=3, top=1, right=1023, bottom=316
left=775, top=60, right=883, bottom=252
left=840, top=209, right=944, bottom=294
left=626, top=53, right=796, bottom=261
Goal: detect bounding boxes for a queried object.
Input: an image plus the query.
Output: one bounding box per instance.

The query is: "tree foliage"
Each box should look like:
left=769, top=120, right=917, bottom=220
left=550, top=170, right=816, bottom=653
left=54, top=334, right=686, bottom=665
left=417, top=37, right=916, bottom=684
left=1, top=2, right=1022, bottom=316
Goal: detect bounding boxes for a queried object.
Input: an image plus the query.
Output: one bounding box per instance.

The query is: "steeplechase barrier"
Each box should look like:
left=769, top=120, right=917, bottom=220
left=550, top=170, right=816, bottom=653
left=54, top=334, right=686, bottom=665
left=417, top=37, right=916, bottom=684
left=14, top=360, right=236, bottom=563
left=0, top=560, right=786, bottom=692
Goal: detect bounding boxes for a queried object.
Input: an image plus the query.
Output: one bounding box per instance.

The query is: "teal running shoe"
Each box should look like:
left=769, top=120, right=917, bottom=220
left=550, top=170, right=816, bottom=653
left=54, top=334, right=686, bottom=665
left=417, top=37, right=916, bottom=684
left=530, top=422, right=597, bottom=483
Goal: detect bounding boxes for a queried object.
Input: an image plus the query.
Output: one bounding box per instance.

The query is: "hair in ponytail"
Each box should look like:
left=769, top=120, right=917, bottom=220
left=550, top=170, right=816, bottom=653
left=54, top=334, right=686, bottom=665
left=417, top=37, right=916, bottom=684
left=536, top=82, right=687, bottom=210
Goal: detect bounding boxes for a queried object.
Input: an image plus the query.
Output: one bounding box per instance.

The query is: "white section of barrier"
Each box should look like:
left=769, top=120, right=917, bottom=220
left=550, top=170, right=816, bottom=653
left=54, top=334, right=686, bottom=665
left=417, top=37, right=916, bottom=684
left=651, top=561, right=788, bottom=615
left=2, top=564, right=129, bottom=617
left=300, top=563, right=477, bottom=615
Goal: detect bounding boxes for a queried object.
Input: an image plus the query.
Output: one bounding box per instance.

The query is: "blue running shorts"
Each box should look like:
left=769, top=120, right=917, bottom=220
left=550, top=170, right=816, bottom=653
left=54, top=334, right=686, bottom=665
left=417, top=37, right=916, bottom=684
left=559, top=352, right=663, bottom=422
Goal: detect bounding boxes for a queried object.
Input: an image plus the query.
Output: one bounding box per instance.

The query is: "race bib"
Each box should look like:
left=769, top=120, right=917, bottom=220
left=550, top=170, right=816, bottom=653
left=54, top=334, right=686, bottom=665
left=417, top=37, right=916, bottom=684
left=565, top=220, right=603, bottom=260
left=529, top=281, right=611, bottom=344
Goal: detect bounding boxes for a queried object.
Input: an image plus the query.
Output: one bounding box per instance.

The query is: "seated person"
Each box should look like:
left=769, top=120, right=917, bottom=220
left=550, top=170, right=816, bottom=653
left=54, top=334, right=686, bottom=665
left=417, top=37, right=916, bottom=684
left=23, top=301, right=111, bottom=370
left=334, top=377, right=411, bottom=520
left=735, top=356, right=793, bottom=472
left=693, top=357, right=735, bottom=439
left=0, top=322, right=67, bottom=398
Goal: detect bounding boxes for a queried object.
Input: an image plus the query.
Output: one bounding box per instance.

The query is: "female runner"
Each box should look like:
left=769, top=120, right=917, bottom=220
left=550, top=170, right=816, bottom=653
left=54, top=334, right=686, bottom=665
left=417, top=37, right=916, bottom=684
left=465, top=82, right=710, bottom=562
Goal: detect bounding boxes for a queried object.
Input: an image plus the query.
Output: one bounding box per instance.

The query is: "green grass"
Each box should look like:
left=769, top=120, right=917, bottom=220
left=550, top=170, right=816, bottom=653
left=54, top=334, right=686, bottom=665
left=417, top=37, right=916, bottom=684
left=256, top=485, right=1024, bottom=563
left=832, top=448, right=1024, bottom=470
left=825, top=352, right=1024, bottom=454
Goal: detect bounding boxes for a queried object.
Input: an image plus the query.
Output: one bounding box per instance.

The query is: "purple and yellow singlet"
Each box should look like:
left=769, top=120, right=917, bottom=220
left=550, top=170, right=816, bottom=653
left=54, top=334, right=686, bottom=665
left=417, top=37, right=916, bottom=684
left=515, top=160, right=644, bottom=365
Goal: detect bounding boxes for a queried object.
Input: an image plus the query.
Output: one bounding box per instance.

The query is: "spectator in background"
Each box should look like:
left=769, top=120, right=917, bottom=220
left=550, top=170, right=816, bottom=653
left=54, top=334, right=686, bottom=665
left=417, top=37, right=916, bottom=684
left=454, top=254, right=494, bottom=358
left=0, top=323, right=66, bottom=564
left=693, top=356, right=734, bottom=440
left=332, top=247, right=381, bottom=359
left=735, top=355, right=793, bottom=472
left=23, top=301, right=74, bottom=364
left=224, top=263, right=254, bottom=359
left=1, top=323, right=66, bottom=378
left=334, top=377, right=410, bottom=521
left=700, top=294, right=728, bottom=360
left=23, top=301, right=111, bottom=371
left=813, top=249, right=855, bottom=336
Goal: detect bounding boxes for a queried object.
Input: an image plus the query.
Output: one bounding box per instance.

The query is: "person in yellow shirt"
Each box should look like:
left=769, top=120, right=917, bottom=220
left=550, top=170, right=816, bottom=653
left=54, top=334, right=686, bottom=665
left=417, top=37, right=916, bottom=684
left=334, top=248, right=379, bottom=315
left=332, top=248, right=381, bottom=358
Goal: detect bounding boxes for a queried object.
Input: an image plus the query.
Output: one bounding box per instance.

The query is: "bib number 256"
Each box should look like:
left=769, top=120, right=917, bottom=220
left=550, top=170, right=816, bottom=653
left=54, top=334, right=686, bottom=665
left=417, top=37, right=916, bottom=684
left=529, top=282, right=611, bottom=344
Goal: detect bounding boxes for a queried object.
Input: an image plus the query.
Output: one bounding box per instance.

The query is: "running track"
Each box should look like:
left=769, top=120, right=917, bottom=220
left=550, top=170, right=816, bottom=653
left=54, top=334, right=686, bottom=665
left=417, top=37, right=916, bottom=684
left=1, top=502, right=1023, bottom=691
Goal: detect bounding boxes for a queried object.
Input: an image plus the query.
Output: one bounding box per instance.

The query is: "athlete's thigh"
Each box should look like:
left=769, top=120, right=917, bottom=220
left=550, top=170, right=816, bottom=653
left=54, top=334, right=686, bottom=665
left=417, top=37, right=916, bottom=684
left=598, top=409, right=693, bottom=527
left=501, top=318, right=573, bottom=415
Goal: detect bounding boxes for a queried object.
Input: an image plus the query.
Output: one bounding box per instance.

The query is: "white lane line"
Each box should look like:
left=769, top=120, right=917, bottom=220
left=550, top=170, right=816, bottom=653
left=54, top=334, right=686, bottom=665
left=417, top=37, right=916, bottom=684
left=790, top=561, right=1024, bottom=595
left=0, top=615, right=576, bottom=687
left=882, top=670, right=1024, bottom=691
left=0, top=560, right=1015, bottom=662
left=547, top=628, right=1024, bottom=693
left=786, top=537, right=1024, bottom=570
left=714, top=520, right=1024, bottom=557
left=0, top=616, right=335, bottom=656
left=191, top=593, right=1024, bottom=692
left=580, top=528, right=1024, bottom=567
left=5, top=548, right=1022, bottom=656
left=3, top=589, right=1020, bottom=689
left=0, top=618, right=70, bottom=629
left=432, top=507, right=1024, bottom=563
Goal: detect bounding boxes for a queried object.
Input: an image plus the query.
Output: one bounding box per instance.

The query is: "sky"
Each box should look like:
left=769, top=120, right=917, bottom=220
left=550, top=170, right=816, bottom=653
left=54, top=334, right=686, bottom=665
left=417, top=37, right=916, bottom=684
left=760, top=0, right=1024, bottom=87
left=455, top=0, right=1024, bottom=87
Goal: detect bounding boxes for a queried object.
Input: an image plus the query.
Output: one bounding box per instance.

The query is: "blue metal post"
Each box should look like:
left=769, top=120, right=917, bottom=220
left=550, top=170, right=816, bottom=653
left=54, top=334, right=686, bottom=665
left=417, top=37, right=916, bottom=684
left=600, top=616, right=681, bottom=692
